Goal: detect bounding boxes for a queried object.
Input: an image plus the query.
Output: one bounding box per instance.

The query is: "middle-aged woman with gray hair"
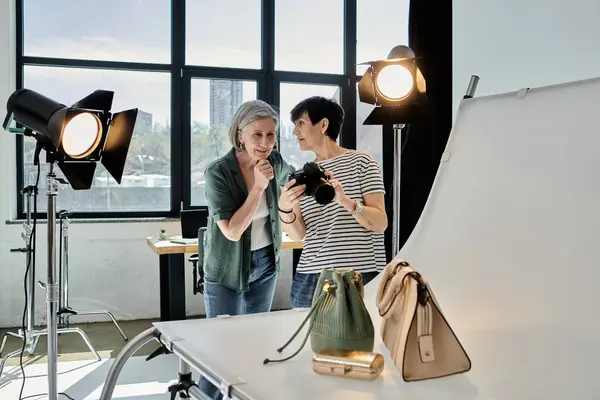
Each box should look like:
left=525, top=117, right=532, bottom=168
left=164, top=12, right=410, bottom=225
left=202, top=99, right=297, bottom=317
left=199, top=99, right=298, bottom=398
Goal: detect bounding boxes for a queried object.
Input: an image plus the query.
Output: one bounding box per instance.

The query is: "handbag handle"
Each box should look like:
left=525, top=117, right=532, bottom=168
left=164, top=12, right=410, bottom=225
left=263, top=280, right=337, bottom=365
left=376, top=261, right=430, bottom=317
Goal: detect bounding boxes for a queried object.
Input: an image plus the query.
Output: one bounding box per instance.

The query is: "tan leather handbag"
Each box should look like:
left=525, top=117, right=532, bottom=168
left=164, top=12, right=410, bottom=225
left=375, top=259, right=472, bottom=382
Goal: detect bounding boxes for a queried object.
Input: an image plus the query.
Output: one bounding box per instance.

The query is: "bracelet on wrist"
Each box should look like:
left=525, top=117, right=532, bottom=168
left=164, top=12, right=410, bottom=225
left=278, top=206, right=293, bottom=214
left=279, top=212, right=297, bottom=224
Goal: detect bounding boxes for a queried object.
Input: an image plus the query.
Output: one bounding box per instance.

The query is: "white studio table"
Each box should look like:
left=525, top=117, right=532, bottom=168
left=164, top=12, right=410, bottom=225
left=100, top=76, right=600, bottom=399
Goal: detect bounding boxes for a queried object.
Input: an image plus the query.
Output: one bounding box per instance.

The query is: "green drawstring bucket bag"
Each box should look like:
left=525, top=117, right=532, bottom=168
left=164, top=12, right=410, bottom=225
left=264, top=268, right=375, bottom=364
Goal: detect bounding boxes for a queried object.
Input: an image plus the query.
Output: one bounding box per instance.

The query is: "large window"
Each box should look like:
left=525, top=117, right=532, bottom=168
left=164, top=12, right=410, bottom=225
left=22, top=66, right=171, bottom=212
left=190, top=79, right=258, bottom=205
left=15, top=0, right=409, bottom=218
left=355, top=0, right=410, bottom=171
left=356, top=86, right=384, bottom=170
left=186, top=0, right=262, bottom=69
left=274, top=0, right=344, bottom=74
left=356, top=0, right=410, bottom=75
left=22, top=0, right=172, bottom=63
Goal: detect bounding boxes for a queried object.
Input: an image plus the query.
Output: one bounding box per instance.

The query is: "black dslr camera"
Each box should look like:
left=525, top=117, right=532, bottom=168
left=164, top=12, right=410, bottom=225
left=289, top=162, right=335, bottom=205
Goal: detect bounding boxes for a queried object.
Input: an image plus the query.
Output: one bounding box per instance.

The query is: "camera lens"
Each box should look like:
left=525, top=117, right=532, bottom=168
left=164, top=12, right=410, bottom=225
left=313, top=183, right=335, bottom=205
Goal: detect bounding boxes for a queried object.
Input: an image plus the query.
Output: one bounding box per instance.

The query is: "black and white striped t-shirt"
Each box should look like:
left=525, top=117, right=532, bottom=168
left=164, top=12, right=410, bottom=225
left=296, top=150, right=386, bottom=274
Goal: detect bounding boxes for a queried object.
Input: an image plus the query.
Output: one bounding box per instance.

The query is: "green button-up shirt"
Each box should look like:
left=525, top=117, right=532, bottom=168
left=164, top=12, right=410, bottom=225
left=203, top=148, right=295, bottom=292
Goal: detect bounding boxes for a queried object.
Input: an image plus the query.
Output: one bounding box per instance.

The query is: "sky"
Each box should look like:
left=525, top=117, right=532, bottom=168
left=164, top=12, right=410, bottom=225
left=21, top=0, right=410, bottom=126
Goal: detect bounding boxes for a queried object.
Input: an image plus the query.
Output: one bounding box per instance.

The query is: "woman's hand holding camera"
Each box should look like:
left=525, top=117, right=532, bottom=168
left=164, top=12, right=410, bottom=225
left=254, top=159, right=274, bottom=191
left=279, top=179, right=306, bottom=212
left=325, top=170, right=355, bottom=212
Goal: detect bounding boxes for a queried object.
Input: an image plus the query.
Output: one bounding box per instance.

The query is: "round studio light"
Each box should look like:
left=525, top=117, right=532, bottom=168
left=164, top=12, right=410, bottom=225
left=375, top=64, right=414, bottom=101
left=61, top=112, right=102, bottom=159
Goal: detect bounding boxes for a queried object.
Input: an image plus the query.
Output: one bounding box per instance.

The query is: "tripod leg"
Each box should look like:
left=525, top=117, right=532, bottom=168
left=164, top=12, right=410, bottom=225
left=0, top=332, right=25, bottom=357
left=0, top=336, right=6, bottom=357
left=26, top=334, right=41, bottom=355
left=56, top=327, right=102, bottom=361
left=0, top=348, right=25, bottom=379
left=0, top=335, right=9, bottom=357
left=68, top=310, right=129, bottom=341
left=103, top=311, right=128, bottom=341
left=72, top=328, right=102, bottom=361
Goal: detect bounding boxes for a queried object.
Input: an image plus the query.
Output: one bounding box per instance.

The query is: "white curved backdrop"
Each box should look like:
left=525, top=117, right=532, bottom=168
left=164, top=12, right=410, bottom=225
left=364, top=76, right=600, bottom=399
left=150, top=77, right=600, bottom=400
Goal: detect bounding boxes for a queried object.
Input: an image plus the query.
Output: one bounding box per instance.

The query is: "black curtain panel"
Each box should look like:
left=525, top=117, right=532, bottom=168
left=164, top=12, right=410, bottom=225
left=383, top=0, right=453, bottom=261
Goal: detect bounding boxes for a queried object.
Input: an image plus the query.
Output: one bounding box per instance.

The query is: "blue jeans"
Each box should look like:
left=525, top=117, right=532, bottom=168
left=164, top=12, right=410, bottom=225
left=199, top=244, right=277, bottom=399
left=290, top=270, right=379, bottom=309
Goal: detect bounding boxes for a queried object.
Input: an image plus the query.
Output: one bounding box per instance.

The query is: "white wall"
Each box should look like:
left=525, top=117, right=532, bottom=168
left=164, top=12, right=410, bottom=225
left=453, top=0, right=600, bottom=108
left=0, top=0, right=293, bottom=329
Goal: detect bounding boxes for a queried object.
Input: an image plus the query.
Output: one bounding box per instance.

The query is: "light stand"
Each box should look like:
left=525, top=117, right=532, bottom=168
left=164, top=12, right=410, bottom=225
left=57, top=210, right=128, bottom=341
left=0, top=159, right=102, bottom=389
left=42, top=148, right=103, bottom=400
left=0, top=186, right=40, bottom=376
left=2, top=87, right=137, bottom=400
left=358, top=44, right=480, bottom=259
left=391, top=123, right=405, bottom=256
left=21, top=187, right=36, bottom=335
left=358, top=45, right=428, bottom=258
left=45, top=157, right=60, bottom=398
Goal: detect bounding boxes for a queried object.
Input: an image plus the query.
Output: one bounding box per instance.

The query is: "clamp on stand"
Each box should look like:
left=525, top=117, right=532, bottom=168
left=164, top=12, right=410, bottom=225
left=167, top=359, right=214, bottom=400
left=56, top=210, right=128, bottom=342
left=140, top=332, right=201, bottom=399
left=145, top=341, right=172, bottom=362
left=168, top=371, right=198, bottom=400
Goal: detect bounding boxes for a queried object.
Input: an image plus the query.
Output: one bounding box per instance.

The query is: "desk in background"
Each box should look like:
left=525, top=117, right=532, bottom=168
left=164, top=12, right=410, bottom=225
left=146, top=235, right=303, bottom=321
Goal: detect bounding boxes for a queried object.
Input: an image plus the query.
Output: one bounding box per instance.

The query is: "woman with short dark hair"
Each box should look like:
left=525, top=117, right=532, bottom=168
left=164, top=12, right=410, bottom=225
left=278, top=96, right=388, bottom=308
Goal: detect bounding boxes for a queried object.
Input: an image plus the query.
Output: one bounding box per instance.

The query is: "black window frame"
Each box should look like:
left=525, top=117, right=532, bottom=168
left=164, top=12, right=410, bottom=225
left=13, top=0, right=393, bottom=220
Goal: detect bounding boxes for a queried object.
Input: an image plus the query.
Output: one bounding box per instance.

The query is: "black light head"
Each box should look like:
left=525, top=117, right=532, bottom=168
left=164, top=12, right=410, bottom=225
left=3, top=88, right=138, bottom=190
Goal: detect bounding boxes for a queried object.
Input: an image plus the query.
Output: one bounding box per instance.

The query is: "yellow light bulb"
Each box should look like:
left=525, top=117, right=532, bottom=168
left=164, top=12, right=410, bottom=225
left=61, top=112, right=102, bottom=158
left=376, top=64, right=414, bottom=100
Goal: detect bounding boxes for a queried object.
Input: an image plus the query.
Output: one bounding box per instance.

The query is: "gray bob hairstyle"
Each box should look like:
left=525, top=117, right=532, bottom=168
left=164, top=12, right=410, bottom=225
left=228, top=100, right=279, bottom=152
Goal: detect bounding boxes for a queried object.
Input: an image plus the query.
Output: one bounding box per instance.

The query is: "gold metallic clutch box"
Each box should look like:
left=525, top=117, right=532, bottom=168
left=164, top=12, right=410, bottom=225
left=312, top=349, right=385, bottom=380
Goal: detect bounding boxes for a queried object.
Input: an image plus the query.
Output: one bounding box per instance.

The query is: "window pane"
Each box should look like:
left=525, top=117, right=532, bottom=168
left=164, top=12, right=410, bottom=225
left=22, top=66, right=171, bottom=212
left=186, top=1, right=261, bottom=69
left=356, top=0, right=410, bottom=75
left=279, top=83, right=341, bottom=169
left=190, top=79, right=258, bottom=206
left=275, top=0, right=344, bottom=74
left=356, top=86, right=383, bottom=170
left=23, top=0, right=171, bottom=63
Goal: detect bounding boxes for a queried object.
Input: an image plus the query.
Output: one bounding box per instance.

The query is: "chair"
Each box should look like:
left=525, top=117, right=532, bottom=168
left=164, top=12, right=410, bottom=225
left=188, top=227, right=206, bottom=295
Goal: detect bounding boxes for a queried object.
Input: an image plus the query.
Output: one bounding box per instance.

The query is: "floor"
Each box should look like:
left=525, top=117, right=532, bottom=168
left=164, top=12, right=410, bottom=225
left=0, top=319, right=197, bottom=399
left=0, top=319, right=163, bottom=366
left=0, top=354, right=193, bottom=399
